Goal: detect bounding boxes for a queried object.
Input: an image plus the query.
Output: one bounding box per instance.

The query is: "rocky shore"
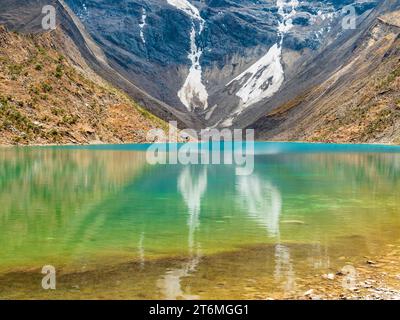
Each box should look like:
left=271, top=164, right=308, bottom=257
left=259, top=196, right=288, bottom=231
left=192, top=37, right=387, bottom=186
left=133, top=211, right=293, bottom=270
left=289, top=247, right=400, bottom=300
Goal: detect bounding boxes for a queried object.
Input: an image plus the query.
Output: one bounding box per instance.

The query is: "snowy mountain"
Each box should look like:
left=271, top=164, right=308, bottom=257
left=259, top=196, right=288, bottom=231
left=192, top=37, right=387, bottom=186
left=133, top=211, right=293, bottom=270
left=4, top=0, right=398, bottom=140
left=251, top=0, right=400, bottom=144
left=62, top=0, right=378, bottom=128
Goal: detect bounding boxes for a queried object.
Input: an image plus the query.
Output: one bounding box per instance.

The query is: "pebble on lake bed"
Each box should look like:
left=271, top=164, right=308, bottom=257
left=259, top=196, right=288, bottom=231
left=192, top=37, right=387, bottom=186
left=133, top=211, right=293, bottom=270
left=322, top=273, right=335, bottom=280
left=304, top=289, right=314, bottom=296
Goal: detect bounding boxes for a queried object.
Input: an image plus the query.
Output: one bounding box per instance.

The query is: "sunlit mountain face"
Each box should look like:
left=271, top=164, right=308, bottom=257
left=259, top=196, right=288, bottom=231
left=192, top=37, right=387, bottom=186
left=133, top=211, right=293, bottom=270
left=64, top=0, right=377, bottom=128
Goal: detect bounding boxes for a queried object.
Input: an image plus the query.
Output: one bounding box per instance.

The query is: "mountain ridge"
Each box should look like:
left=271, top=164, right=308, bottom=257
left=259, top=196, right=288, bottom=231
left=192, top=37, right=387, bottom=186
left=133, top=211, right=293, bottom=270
left=63, top=0, right=378, bottom=128
left=249, top=1, right=400, bottom=144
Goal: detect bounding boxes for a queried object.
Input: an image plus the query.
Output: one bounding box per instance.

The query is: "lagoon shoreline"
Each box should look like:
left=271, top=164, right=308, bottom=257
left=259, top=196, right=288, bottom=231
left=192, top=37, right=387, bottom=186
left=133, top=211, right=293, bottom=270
left=1, top=242, right=400, bottom=300
left=1, top=140, right=400, bottom=148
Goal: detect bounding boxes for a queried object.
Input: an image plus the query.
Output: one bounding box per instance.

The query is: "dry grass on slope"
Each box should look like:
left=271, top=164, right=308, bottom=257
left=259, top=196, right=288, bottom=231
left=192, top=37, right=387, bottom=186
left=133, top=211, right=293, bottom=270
left=0, top=25, right=167, bottom=145
left=308, top=54, right=400, bottom=144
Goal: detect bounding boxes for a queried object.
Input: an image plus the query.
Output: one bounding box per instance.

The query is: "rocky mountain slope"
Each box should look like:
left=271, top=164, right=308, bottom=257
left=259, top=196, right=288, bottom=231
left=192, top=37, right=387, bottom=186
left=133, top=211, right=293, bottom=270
left=0, top=25, right=166, bottom=145
left=63, top=0, right=378, bottom=128
left=250, top=0, right=400, bottom=144
left=0, top=0, right=199, bottom=129
left=1, top=0, right=399, bottom=145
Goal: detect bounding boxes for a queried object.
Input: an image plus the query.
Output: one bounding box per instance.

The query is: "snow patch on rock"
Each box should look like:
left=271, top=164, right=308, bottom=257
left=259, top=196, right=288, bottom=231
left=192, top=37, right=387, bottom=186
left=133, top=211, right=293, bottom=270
left=76, top=1, right=89, bottom=21
left=168, top=0, right=208, bottom=111
left=139, top=8, right=147, bottom=44
left=167, top=0, right=203, bottom=22
left=227, top=43, right=284, bottom=108
left=225, top=0, right=299, bottom=117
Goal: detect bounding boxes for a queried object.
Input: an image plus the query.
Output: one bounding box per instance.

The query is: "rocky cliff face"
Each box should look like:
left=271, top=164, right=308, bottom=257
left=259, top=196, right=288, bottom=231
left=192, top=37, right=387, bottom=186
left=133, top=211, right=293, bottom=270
left=2, top=0, right=399, bottom=144
left=63, top=0, right=377, bottom=128
left=250, top=0, right=400, bottom=144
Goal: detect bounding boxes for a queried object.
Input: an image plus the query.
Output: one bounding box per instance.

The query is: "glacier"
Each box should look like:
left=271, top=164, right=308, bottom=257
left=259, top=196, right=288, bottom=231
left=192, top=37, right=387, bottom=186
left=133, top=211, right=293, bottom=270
left=226, top=0, right=299, bottom=113
left=168, top=0, right=209, bottom=111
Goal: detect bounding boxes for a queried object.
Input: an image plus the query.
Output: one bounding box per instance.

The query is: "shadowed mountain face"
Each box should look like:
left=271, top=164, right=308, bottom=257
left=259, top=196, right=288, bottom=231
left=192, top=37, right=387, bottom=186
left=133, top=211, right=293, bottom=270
left=250, top=1, right=400, bottom=144
left=62, top=0, right=377, bottom=128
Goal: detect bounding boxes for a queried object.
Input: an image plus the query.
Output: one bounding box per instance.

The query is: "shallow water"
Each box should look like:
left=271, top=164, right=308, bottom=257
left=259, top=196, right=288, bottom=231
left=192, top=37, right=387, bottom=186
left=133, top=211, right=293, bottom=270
left=0, top=143, right=400, bottom=299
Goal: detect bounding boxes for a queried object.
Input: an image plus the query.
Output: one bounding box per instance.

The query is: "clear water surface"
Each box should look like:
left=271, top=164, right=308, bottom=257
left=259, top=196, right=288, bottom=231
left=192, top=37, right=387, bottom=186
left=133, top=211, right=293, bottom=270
left=0, top=142, right=399, bottom=299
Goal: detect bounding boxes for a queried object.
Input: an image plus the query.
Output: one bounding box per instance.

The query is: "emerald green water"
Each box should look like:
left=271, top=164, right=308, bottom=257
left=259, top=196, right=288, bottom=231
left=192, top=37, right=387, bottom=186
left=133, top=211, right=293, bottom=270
left=1, top=143, right=400, bottom=299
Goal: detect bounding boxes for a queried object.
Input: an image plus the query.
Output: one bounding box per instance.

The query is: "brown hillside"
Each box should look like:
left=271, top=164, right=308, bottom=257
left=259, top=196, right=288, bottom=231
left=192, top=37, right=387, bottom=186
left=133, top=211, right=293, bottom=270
left=0, top=25, right=167, bottom=145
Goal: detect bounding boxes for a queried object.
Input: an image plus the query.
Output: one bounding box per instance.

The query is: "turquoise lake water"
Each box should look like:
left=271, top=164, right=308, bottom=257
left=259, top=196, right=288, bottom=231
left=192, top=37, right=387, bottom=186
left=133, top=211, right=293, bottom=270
left=0, top=142, right=400, bottom=299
